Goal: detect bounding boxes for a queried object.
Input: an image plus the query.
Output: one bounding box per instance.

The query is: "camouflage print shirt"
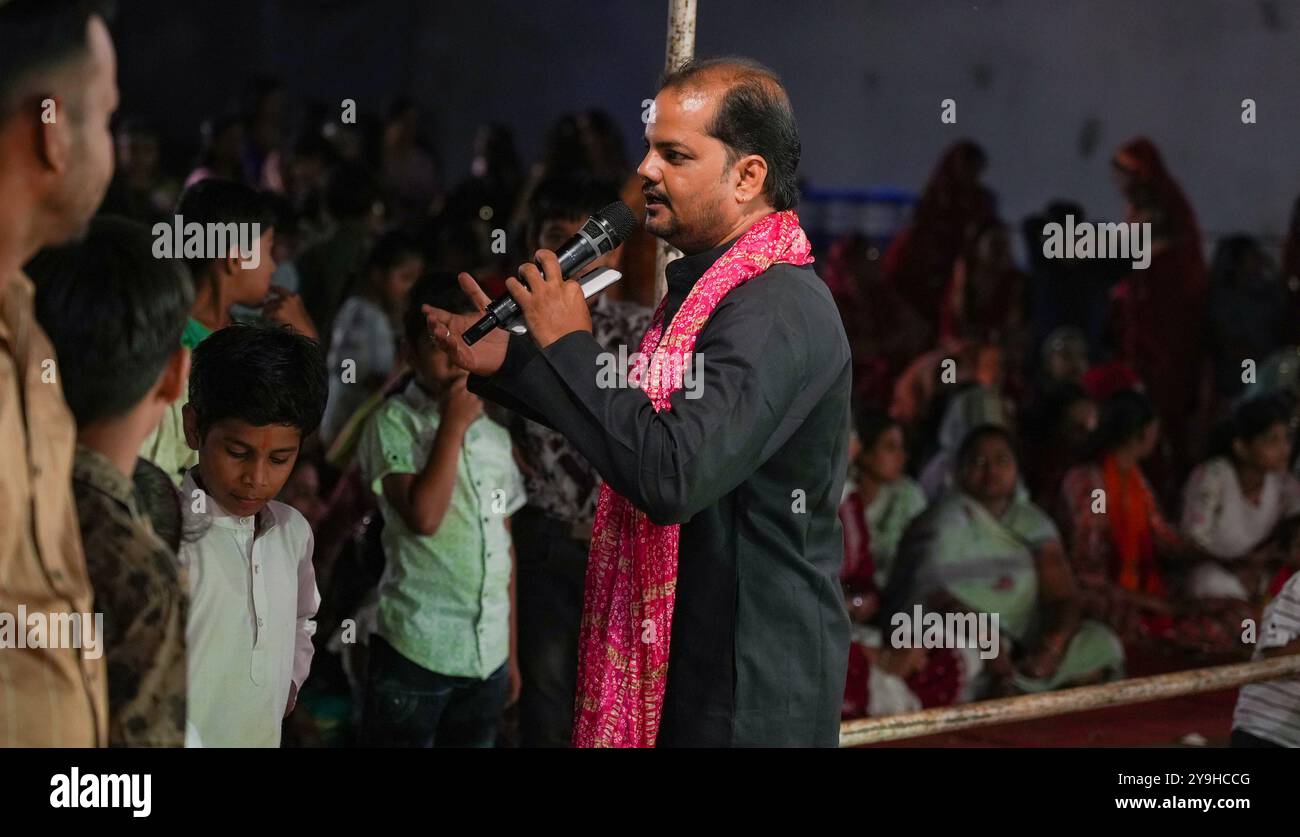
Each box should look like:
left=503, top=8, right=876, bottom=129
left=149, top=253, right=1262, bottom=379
left=513, top=293, right=651, bottom=526
left=72, top=446, right=187, bottom=747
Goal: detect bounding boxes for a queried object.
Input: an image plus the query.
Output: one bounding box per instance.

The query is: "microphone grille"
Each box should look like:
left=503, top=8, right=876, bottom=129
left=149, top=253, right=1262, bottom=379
left=596, top=201, right=638, bottom=246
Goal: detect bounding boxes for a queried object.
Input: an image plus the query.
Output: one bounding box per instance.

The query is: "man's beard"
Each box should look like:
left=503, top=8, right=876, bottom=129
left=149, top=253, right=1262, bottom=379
left=645, top=199, right=725, bottom=256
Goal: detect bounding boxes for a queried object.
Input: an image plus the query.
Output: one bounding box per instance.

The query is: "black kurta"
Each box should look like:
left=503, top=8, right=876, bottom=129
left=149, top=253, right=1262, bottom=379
left=469, top=238, right=852, bottom=746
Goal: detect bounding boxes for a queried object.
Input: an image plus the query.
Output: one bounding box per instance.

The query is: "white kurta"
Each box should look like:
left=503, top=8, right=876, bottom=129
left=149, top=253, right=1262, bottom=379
left=181, top=473, right=318, bottom=747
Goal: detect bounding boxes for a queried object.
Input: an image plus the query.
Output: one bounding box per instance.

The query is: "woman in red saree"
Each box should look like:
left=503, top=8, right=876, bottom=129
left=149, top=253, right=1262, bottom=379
left=939, top=220, right=1030, bottom=399
left=1108, top=138, right=1209, bottom=482
left=881, top=140, right=998, bottom=337
left=822, top=232, right=930, bottom=406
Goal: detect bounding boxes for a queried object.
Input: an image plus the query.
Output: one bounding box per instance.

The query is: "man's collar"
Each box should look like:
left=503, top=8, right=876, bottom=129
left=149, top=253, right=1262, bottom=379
left=665, top=238, right=737, bottom=292
left=180, top=469, right=280, bottom=533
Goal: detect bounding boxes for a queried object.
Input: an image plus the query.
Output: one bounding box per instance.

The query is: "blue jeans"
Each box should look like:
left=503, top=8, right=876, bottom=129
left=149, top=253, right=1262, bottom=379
left=360, top=634, right=509, bottom=747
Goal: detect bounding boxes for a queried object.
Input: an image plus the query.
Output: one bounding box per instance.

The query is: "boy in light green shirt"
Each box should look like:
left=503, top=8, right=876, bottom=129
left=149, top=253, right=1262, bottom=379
left=356, top=275, right=525, bottom=747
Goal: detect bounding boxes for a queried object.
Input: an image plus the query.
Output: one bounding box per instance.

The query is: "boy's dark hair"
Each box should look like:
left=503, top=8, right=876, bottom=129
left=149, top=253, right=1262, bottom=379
left=175, top=178, right=276, bottom=282
left=29, top=215, right=193, bottom=425
left=403, top=273, right=475, bottom=347
left=957, top=423, right=1018, bottom=470
left=525, top=176, right=621, bottom=247
left=0, top=0, right=114, bottom=123
left=367, top=228, right=423, bottom=274
left=188, top=324, right=328, bottom=438
left=659, top=56, right=801, bottom=211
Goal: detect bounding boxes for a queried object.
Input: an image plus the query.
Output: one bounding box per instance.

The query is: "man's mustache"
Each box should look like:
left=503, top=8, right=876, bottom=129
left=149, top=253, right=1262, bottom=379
left=643, top=189, right=670, bottom=207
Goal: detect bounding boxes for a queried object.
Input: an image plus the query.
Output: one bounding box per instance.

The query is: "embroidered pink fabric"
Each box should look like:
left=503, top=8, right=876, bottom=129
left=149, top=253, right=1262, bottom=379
left=572, top=210, right=814, bottom=747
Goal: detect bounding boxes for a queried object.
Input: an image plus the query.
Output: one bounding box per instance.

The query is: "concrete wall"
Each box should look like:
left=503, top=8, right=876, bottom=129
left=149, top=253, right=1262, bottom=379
left=113, top=0, right=1300, bottom=240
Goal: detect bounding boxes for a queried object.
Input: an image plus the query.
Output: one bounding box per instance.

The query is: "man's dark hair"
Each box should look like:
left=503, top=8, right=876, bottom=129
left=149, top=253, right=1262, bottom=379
left=526, top=176, right=621, bottom=247
left=0, top=0, right=114, bottom=123
left=659, top=56, right=801, bottom=211
left=174, top=178, right=276, bottom=282
left=188, top=324, right=328, bottom=438
left=403, top=272, right=474, bottom=347
left=29, top=215, right=193, bottom=426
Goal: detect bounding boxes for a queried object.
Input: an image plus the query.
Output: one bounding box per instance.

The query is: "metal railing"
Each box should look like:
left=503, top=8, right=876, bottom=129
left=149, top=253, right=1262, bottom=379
left=839, top=654, right=1300, bottom=747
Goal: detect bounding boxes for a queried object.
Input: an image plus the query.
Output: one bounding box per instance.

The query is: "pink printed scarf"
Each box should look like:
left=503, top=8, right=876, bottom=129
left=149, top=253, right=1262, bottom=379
left=572, top=210, right=814, bottom=747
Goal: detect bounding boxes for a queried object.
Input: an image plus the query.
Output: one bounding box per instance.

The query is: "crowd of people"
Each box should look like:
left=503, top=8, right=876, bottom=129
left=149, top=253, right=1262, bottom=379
left=3, top=2, right=1298, bottom=749
left=832, top=140, right=1300, bottom=747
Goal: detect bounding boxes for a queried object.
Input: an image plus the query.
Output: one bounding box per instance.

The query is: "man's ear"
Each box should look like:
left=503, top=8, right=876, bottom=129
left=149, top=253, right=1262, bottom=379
left=30, top=94, right=73, bottom=174
left=181, top=402, right=201, bottom=451
left=157, top=347, right=191, bottom=405
left=733, top=153, right=769, bottom=205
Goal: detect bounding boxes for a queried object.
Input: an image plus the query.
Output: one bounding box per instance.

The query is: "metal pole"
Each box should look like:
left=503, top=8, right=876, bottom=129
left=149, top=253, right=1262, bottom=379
left=653, top=0, right=697, bottom=305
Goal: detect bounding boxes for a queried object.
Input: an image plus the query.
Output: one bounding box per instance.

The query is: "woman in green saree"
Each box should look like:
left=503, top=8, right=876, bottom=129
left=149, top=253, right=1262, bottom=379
left=884, top=424, right=1125, bottom=697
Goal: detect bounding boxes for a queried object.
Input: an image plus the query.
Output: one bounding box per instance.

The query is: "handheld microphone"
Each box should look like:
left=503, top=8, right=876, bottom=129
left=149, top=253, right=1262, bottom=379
left=462, top=200, right=638, bottom=345
left=503, top=267, right=623, bottom=335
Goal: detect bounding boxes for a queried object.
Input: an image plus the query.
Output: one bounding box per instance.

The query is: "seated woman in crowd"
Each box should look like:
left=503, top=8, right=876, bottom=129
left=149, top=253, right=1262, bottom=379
left=883, top=425, right=1124, bottom=701
left=1058, top=390, right=1255, bottom=657
left=918, top=380, right=1009, bottom=500
left=1181, top=393, right=1300, bottom=601
left=842, top=408, right=928, bottom=590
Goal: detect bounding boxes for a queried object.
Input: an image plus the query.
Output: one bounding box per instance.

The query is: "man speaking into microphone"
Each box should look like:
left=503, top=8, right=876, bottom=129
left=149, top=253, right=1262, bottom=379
left=425, top=57, right=851, bottom=747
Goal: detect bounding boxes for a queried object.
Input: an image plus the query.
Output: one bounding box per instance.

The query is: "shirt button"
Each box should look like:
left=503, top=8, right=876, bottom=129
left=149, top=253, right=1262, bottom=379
left=254, top=564, right=261, bottom=574
left=240, top=516, right=251, bottom=526
left=257, top=617, right=264, bottom=628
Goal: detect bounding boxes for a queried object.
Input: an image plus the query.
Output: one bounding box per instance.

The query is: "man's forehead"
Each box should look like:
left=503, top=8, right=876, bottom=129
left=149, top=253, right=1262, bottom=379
left=647, top=85, right=719, bottom=138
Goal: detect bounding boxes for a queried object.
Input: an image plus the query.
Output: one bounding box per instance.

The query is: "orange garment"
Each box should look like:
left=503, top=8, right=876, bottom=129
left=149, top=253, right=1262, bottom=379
left=1101, top=452, right=1166, bottom=597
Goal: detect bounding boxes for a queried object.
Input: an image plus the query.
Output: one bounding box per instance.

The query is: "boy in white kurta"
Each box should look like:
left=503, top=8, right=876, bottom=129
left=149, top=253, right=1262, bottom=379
left=179, top=324, right=328, bottom=747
